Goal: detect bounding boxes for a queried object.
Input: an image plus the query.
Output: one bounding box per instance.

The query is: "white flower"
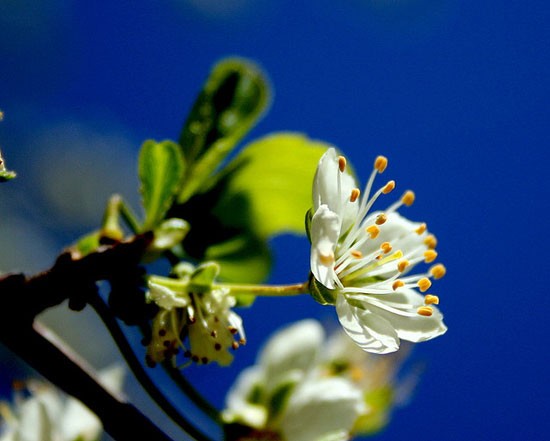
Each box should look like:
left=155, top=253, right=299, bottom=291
left=0, top=366, right=124, bottom=441
left=310, top=148, right=447, bottom=354
left=223, top=320, right=365, bottom=441
left=145, top=262, right=246, bottom=367
left=323, top=330, right=418, bottom=436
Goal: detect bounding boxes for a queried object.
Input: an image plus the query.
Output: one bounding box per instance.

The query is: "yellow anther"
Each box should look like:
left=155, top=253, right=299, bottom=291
left=430, top=263, right=447, bottom=279
left=350, top=365, right=364, bottom=382
left=415, top=223, right=427, bottom=235
left=319, top=251, right=335, bottom=266
left=366, top=225, right=380, bottom=239
left=350, top=188, right=361, bottom=203
left=374, top=155, right=388, bottom=173
left=351, top=250, right=363, bottom=259
left=424, top=234, right=438, bottom=249
left=338, top=156, right=347, bottom=172
left=424, top=294, right=440, bottom=305
left=397, top=259, right=409, bottom=273
left=392, top=280, right=405, bottom=290
left=424, top=250, right=438, bottom=263
left=0, top=111, right=3, bottom=121
left=380, top=241, right=392, bottom=254
left=401, top=190, right=415, bottom=207
left=382, top=180, right=396, bottom=194
left=417, top=277, right=432, bottom=292
left=375, top=213, right=387, bottom=225
left=417, top=306, right=434, bottom=317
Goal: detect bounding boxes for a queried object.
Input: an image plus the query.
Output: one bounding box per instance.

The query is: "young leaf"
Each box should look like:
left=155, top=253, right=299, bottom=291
left=177, top=58, right=271, bottom=203
left=205, top=233, right=272, bottom=285
left=139, top=140, right=185, bottom=230
left=213, top=133, right=329, bottom=239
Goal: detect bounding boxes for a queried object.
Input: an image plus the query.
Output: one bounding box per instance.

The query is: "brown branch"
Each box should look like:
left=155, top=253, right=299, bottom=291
left=0, top=234, right=180, bottom=441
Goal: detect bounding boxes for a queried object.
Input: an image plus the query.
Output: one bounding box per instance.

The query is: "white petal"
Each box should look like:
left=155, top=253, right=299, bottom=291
left=281, top=377, right=365, bottom=441
left=310, top=205, right=340, bottom=289
left=366, top=289, right=447, bottom=343
left=336, top=294, right=400, bottom=354
left=224, top=366, right=268, bottom=429
left=59, top=401, right=101, bottom=441
left=147, top=281, right=189, bottom=310
left=259, top=320, right=324, bottom=389
left=313, top=148, right=357, bottom=214
left=17, top=398, right=54, bottom=441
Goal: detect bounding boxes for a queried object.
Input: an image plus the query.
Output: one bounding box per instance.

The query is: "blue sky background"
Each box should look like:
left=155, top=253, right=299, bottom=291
left=1, top=1, right=548, bottom=440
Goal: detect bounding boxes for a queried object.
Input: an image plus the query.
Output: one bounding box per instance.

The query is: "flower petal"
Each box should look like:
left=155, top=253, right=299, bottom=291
left=281, top=377, right=365, bottom=441
left=336, top=294, right=400, bottom=354
left=259, top=320, right=324, bottom=389
left=313, top=148, right=358, bottom=228
left=366, top=289, right=448, bottom=343
left=310, top=205, right=340, bottom=289
left=223, top=366, right=268, bottom=429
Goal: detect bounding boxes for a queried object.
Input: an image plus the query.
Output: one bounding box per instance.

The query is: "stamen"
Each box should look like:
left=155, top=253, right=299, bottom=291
left=338, top=156, right=347, bottom=172
left=430, top=263, right=447, bottom=279
left=382, top=180, right=396, bottom=194
left=392, top=280, right=405, bottom=290
left=417, top=306, right=433, bottom=317
left=351, top=250, right=363, bottom=258
left=424, top=294, right=440, bottom=305
left=232, top=341, right=240, bottom=350
left=374, top=155, right=388, bottom=173
left=401, top=190, right=415, bottom=206
left=424, top=234, right=437, bottom=249
left=375, top=213, right=387, bottom=225
left=319, top=251, right=335, bottom=266
left=366, top=225, right=380, bottom=239
left=397, top=259, right=409, bottom=272
left=380, top=241, right=392, bottom=254
left=415, top=223, right=427, bottom=235
left=350, top=188, right=361, bottom=203
left=424, top=250, right=438, bottom=263
left=417, top=278, right=432, bottom=292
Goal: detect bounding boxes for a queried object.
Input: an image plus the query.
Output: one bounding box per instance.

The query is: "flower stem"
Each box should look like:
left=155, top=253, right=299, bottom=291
left=215, top=281, right=309, bottom=297
left=88, top=292, right=216, bottom=441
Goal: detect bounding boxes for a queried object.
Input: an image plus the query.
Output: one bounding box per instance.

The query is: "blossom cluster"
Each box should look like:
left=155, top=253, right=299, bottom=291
left=223, top=319, right=414, bottom=441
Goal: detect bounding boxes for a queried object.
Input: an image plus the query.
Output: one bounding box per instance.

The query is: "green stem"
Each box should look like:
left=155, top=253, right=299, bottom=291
left=215, top=281, right=309, bottom=297
left=119, top=198, right=142, bottom=234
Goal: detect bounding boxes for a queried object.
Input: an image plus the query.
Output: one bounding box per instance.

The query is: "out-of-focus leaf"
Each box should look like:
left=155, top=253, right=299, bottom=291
left=214, top=133, right=328, bottom=239
left=205, top=234, right=271, bottom=285
left=73, top=231, right=101, bottom=257
left=177, top=58, right=271, bottom=203
left=353, top=387, right=394, bottom=435
left=138, top=140, right=185, bottom=230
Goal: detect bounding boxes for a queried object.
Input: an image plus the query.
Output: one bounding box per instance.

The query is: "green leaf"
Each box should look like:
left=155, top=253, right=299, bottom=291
left=190, top=261, right=221, bottom=290
left=138, top=140, right=185, bottom=230
left=177, top=58, right=271, bottom=203
left=214, top=133, right=328, bottom=238
left=205, top=234, right=271, bottom=285
left=268, top=380, right=297, bottom=422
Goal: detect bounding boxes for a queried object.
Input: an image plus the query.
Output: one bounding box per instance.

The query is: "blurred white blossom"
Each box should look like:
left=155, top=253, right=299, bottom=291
left=0, top=366, right=124, bottom=441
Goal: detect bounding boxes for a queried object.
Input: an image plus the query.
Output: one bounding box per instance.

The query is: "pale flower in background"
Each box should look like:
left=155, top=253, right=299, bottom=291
left=223, top=320, right=365, bottom=441
left=323, top=329, right=419, bottom=436
left=0, top=365, right=124, bottom=441
left=309, top=148, right=447, bottom=354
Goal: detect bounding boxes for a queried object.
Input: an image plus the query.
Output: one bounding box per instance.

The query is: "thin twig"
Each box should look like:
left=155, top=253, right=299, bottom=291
left=88, top=292, right=215, bottom=441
